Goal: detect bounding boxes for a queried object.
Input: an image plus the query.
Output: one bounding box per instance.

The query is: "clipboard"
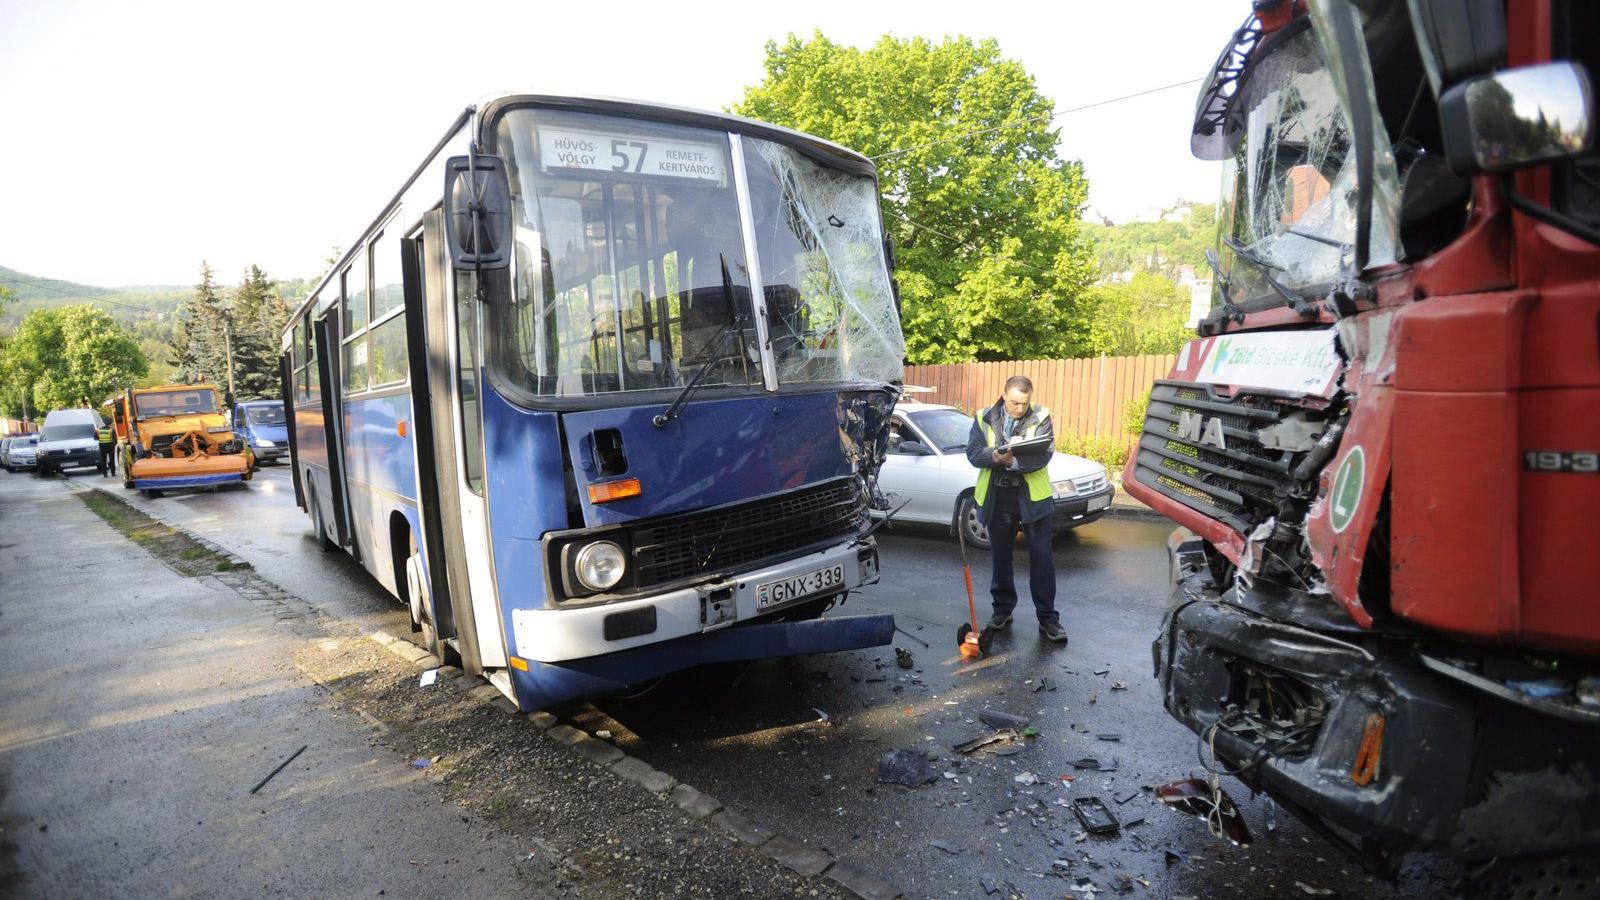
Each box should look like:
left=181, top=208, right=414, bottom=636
left=1002, top=434, right=1053, bottom=455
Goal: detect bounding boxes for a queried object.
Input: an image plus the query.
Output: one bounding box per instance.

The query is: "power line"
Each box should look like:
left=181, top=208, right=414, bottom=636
left=881, top=205, right=1054, bottom=279
left=871, top=77, right=1204, bottom=161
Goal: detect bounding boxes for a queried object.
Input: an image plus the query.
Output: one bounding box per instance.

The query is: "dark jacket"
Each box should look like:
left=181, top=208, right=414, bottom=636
left=966, top=399, right=1055, bottom=525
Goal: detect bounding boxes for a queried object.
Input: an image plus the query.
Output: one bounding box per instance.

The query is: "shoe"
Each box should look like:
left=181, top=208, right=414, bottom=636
left=983, top=613, right=1013, bottom=632
left=1039, top=621, right=1069, bottom=644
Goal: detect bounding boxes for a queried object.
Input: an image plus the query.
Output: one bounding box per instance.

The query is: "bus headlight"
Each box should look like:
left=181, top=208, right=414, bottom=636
left=574, top=541, right=626, bottom=591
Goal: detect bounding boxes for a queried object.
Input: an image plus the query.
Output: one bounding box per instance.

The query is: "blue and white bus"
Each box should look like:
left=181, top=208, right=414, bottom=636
left=280, top=95, right=907, bottom=708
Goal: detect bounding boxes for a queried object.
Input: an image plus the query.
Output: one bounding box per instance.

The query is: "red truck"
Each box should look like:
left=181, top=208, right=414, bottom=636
left=1124, top=0, right=1599, bottom=885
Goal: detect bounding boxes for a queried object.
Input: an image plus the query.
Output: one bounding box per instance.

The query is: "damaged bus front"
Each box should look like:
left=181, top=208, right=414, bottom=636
left=284, top=96, right=905, bottom=711
left=1125, top=0, right=1600, bottom=879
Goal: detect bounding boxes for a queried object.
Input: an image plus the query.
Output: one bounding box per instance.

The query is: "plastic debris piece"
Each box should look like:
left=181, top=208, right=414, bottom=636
left=895, top=647, right=915, bottom=669
left=412, top=758, right=432, bottom=769
left=1069, top=757, right=1119, bottom=772
left=1096, top=734, right=1123, bottom=742
left=1014, top=772, right=1041, bottom=785
left=1156, top=777, right=1253, bottom=845
left=991, top=745, right=1023, bottom=757
left=1071, top=796, right=1120, bottom=834
left=1115, top=789, right=1140, bottom=805
left=1164, top=848, right=1188, bottom=866
left=979, top=876, right=1001, bottom=895
left=1070, top=877, right=1101, bottom=895
left=1110, top=681, right=1128, bottom=691
left=595, top=729, right=613, bottom=740
left=1507, top=679, right=1571, bottom=699
left=418, top=669, right=438, bottom=687
left=812, top=708, right=830, bottom=723
left=953, top=729, right=1017, bottom=754
left=876, top=749, right=938, bottom=787
left=929, top=839, right=961, bottom=855
left=1113, top=875, right=1136, bottom=895
left=979, top=709, right=1029, bottom=730
left=1093, top=668, right=1110, bottom=676
left=1294, top=882, right=1335, bottom=896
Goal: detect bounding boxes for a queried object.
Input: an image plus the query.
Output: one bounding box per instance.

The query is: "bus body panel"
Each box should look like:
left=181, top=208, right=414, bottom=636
left=341, top=391, right=419, bottom=598
left=479, top=384, right=571, bottom=633
left=560, top=391, right=859, bottom=526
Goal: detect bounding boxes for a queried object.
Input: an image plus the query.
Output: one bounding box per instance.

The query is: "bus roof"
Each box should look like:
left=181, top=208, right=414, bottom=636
left=285, top=93, right=879, bottom=333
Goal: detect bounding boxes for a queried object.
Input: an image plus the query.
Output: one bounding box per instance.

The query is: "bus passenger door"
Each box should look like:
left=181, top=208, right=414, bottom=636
left=313, top=314, right=354, bottom=552
left=405, top=208, right=500, bottom=674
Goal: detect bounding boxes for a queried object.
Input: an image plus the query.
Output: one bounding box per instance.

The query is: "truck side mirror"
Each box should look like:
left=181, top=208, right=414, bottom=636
left=1441, top=61, right=1595, bottom=176
left=444, top=154, right=513, bottom=271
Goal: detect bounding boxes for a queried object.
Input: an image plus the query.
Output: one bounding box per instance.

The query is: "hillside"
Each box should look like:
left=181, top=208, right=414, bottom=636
left=0, top=264, right=190, bottom=326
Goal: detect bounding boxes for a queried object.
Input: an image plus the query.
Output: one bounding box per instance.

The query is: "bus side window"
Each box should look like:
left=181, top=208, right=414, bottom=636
left=342, top=252, right=371, bottom=395
left=370, top=225, right=409, bottom=387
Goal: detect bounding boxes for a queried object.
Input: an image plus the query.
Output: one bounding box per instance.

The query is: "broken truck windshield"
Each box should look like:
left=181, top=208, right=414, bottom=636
left=492, top=107, right=904, bottom=402
left=1212, top=18, right=1398, bottom=313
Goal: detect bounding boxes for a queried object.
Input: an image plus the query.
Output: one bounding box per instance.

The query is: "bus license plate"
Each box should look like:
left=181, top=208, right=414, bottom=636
left=757, top=563, right=845, bottom=611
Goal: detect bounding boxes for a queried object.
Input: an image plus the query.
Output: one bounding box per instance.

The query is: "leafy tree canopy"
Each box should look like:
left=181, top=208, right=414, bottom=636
left=1083, top=203, right=1216, bottom=281
left=1080, top=272, right=1194, bottom=357
left=735, top=32, right=1097, bottom=363
left=0, top=305, right=148, bottom=416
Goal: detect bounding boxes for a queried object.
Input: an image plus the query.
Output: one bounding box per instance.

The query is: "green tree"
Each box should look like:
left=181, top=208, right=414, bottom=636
left=1083, top=203, right=1216, bottom=279
left=172, top=262, right=231, bottom=387
left=2, top=305, right=148, bottom=414
left=230, top=264, right=290, bottom=399
left=735, top=33, right=1096, bottom=363
left=1081, top=272, right=1193, bottom=357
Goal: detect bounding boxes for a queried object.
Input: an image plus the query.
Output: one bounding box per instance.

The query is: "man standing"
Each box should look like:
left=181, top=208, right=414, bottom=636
left=966, top=376, right=1067, bottom=643
left=97, top=417, right=116, bottom=477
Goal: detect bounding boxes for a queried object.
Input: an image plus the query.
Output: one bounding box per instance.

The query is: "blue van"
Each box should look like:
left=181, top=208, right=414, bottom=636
left=232, top=400, right=289, bottom=465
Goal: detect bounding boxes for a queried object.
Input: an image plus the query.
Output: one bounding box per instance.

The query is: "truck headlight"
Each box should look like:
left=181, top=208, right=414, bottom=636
left=574, top=541, right=626, bottom=591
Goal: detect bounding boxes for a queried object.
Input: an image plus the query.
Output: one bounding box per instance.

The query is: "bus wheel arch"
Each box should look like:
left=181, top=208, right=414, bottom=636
left=392, top=513, right=450, bottom=663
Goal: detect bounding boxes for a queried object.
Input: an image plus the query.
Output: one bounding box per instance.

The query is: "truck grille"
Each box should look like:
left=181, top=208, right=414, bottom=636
left=632, top=478, right=867, bottom=588
left=1131, top=381, right=1296, bottom=533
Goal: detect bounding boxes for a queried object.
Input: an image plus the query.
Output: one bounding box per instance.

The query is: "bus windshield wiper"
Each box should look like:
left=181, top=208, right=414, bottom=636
left=1222, top=237, right=1319, bottom=318
left=653, top=254, right=747, bottom=428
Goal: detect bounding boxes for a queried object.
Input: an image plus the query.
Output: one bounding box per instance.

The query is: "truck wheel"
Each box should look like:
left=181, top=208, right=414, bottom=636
left=957, top=495, right=991, bottom=550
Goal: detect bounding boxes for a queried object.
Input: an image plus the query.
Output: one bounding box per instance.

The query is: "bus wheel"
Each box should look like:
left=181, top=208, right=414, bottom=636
left=404, top=537, right=441, bottom=658
left=308, top=484, right=336, bottom=551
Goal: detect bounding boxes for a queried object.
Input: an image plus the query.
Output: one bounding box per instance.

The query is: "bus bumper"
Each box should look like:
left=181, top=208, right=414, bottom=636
left=507, top=612, right=894, bottom=710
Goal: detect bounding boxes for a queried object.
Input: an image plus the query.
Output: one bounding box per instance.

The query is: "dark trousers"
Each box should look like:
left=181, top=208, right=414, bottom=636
left=99, top=444, right=116, bottom=475
left=988, top=484, right=1058, bottom=624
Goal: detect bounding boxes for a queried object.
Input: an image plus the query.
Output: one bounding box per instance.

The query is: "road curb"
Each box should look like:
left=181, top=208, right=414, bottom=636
left=366, top=623, right=905, bottom=899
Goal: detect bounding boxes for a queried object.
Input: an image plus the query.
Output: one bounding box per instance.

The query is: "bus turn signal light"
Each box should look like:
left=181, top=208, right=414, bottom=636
left=588, top=478, right=642, bottom=504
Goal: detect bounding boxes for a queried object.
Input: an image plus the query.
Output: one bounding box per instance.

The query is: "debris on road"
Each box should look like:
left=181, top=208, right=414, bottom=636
left=1110, top=680, right=1128, bottom=691
left=1070, top=796, right=1120, bottom=834
left=895, top=647, right=915, bottom=669
left=953, top=728, right=1021, bottom=755
left=979, top=709, right=1029, bottom=730
left=1068, top=756, right=1119, bottom=772
left=1295, top=881, right=1336, bottom=896
left=876, top=748, right=938, bottom=787
left=1013, top=771, right=1041, bottom=785
left=412, top=757, right=433, bottom=769
left=929, top=839, right=962, bottom=855
left=418, top=669, right=438, bottom=687
left=894, top=625, right=929, bottom=648
left=595, top=729, right=614, bottom=740
left=248, top=743, right=308, bottom=795
left=1156, top=777, right=1253, bottom=845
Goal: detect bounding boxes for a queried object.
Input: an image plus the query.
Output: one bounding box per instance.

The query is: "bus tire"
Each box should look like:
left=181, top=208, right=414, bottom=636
left=308, top=483, right=336, bottom=552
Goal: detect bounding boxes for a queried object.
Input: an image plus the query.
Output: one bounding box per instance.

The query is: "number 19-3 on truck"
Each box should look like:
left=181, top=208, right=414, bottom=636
left=280, top=95, right=907, bottom=707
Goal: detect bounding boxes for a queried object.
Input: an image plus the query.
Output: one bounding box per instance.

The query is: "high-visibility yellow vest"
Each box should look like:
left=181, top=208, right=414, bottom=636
left=97, top=426, right=113, bottom=443
left=974, top=406, right=1053, bottom=507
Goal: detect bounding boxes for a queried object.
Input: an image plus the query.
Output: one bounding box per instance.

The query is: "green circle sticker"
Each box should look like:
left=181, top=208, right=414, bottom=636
left=1329, top=445, right=1366, bottom=533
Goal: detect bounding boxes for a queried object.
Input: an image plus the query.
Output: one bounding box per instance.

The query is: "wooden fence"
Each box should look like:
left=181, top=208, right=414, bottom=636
left=902, top=354, right=1176, bottom=447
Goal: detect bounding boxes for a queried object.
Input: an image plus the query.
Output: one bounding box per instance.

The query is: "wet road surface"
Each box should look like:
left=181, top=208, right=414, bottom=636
left=93, top=466, right=1462, bottom=897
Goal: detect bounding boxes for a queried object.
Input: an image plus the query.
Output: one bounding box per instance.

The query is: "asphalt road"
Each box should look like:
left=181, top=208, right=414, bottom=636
left=64, top=464, right=1462, bottom=898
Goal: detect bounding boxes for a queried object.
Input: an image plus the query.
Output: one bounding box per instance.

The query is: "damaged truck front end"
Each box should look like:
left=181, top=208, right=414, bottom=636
left=1129, top=0, right=1600, bottom=875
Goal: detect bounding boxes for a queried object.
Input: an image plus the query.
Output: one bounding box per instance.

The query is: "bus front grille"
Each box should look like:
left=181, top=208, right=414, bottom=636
left=631, top=478, right=867, bottom=588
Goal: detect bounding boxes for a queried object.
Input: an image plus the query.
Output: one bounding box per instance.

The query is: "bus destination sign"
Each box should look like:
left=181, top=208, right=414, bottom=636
left=538, top=127, right=726, bottom=184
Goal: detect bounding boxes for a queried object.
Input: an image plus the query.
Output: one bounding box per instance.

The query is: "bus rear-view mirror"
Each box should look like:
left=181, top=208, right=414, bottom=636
left=444, top=154, right=513, bottom=271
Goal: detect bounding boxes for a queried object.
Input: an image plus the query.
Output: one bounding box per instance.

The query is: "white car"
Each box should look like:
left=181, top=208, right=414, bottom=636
left=877, top=400, right=1114, bottom=549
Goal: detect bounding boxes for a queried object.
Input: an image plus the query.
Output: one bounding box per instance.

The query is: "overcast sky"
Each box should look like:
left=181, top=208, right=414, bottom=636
left=0, top=0, right=1242, bottom=287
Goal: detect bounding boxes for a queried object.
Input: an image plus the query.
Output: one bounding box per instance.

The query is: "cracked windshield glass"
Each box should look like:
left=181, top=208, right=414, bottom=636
left=1215, top=22, right=1395, bottom=310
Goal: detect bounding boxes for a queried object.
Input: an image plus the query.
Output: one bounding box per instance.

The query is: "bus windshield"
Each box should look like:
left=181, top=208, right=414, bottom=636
left=136, top=389, right=219, bottom=417
left=493, top=107, right=904, bottom=401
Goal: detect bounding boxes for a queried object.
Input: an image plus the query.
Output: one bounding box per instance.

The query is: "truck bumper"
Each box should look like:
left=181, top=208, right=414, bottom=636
left=1155, top=595, right=1600, bottom=860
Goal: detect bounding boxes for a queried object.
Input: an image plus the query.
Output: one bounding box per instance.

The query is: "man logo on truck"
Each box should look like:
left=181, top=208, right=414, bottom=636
left=1176, top=410, right=1228, bottom=451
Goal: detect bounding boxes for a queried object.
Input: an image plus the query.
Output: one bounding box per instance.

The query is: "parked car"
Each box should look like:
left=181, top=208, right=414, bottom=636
left=231, top=399, right=288, bottom=465
left=36, top=408, right=104, bottom=475
left=0, top=438, right=13, bottom=469
left=876, top=400, right=1114, bottom=549
left=7, top=435, right=39, bottom=471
